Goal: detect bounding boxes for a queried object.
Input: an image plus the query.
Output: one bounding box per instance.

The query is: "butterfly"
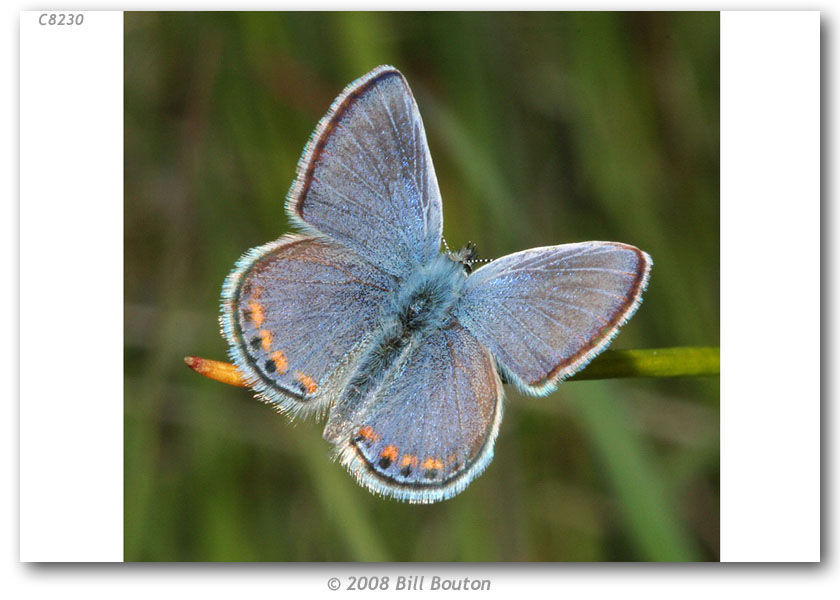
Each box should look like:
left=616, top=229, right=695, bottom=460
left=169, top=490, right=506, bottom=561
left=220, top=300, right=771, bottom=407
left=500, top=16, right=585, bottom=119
left=220, top=65, right=652, bottom=504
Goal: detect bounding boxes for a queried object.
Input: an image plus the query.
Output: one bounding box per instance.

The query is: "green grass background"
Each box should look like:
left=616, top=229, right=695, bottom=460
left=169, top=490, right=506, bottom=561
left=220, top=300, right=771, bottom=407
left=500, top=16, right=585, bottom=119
left=124, top=11, right=720, bottom=561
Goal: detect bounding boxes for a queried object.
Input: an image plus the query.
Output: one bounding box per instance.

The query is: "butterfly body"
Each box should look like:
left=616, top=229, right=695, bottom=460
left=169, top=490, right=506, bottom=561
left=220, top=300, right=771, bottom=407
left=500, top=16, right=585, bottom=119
left=332, top=255, right=463, bottom=410
left=325, top=248, right=470, bottom=423
left=220, top=66, right=652, bottom=503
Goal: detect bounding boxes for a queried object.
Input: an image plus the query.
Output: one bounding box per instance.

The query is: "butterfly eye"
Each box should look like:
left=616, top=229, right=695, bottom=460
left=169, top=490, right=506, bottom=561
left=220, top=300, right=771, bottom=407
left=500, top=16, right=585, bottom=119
left=448, top=243, right=481, bottom=273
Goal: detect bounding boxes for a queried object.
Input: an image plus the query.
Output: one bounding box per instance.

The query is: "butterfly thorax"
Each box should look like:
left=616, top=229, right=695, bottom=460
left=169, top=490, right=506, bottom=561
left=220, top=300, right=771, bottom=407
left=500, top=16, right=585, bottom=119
left=389, top=252, right=469, bottom=337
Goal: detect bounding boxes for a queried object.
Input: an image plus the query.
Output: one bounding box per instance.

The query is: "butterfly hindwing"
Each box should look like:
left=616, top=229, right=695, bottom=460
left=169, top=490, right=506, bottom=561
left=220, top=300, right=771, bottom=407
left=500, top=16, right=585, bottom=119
left=221, top=234, right=394, bottom=417
left=287, top=65, right=443, bottom=278
left=455, top=242, right=652, bottom=396
left=326, top=322, right=503, bottom=504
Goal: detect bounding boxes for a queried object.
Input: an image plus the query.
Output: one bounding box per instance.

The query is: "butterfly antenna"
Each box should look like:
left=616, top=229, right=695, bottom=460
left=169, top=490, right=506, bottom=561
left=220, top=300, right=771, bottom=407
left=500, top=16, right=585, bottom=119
left=442, top=237, right=451, bottom=254
left=463, top=242, right=494, bottom=267
left=466, top=257, right=495, bottom=266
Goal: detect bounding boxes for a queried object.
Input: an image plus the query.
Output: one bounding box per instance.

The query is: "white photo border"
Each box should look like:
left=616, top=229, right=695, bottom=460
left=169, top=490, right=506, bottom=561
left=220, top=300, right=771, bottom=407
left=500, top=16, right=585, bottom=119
left=14, top=3, right=823, bottom=587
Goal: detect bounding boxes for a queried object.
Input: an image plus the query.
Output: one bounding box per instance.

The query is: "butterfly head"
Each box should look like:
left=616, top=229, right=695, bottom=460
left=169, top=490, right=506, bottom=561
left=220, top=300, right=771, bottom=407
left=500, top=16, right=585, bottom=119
left=446, top=241, right=480, bottom=273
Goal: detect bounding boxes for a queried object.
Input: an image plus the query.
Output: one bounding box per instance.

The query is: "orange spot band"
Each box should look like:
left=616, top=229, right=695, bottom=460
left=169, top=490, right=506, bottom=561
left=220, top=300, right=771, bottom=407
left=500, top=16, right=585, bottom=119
left=422, top=457, right=444, bottom=470
left=400, top=454, right=418, bottom=468
left=380, top=445, right=398, bottom=462
left=249, top=301, right=265, bottom=326
left=357, top=426, right=380, bottom=442
left=259, top=329, right=273, bottom=351
left=296, top=372, right=318, bottom=395
left=270, top=350, right=288, bottom=373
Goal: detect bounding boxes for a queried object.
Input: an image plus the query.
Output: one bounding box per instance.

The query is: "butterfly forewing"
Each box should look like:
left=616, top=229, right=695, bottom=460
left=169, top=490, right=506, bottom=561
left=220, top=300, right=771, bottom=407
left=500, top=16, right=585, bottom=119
left=221, top=235, right=394, bottom=417
left=287, top=65, right=443, bottom=277
left=455, top=242, right=652, bottom=395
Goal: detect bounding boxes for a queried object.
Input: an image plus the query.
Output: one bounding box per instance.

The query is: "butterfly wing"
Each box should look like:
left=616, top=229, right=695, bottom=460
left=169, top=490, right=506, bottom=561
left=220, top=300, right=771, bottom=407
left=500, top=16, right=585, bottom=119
left=221, top=234, right=394, bottom=417
left=286, top=65, right=443, bottom=277
left=455, top=242, right=652, bottom=396
left=326, top=322, right=503, bottom=503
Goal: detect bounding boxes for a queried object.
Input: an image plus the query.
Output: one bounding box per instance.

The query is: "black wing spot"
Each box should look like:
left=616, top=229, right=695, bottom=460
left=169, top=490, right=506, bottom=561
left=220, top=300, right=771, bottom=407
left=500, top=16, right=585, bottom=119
left=264, top=358, right=276, bottom=373
left=378, top=456, right=392, bottom=469
left=424, top=469, right=438, bottom=480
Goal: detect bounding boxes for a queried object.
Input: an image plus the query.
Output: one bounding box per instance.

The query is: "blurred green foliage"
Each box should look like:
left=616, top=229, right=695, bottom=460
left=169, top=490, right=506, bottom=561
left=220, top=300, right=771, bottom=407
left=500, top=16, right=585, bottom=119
left=124, top=11, right=719, bottom=561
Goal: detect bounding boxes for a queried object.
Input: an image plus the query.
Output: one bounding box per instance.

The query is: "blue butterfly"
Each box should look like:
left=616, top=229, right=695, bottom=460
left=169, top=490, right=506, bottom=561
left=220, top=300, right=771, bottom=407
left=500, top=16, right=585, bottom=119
left=220, top=65, right=652, bottom=503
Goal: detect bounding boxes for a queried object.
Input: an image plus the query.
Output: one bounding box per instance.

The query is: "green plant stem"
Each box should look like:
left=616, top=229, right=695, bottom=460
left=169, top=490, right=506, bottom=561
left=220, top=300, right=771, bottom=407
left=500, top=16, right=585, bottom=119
left=568, top=346, right=719, bottom=381
left=186, top=346, right=719, bottom=390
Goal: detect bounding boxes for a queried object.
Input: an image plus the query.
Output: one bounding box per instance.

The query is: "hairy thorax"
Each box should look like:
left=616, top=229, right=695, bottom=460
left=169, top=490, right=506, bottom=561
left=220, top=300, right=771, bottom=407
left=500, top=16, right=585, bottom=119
left=386, top=253, right=469, bottom=338
left=335, top=251, right=471, bottom=415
